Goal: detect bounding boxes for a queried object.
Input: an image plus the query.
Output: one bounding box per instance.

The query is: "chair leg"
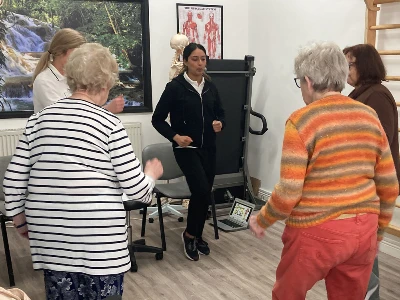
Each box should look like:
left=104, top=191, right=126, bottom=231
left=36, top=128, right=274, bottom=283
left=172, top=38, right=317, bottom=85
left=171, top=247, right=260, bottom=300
left=127, top=244, right=138, bottom=272
left=141, top=206, right=147, bottom=237
left=132, top=243, right=163, bottom=254
left=156, top=193, right=167, bottom=251
left=210, top=191, right=219, bottom=240
left=1, top=215, right=15, bottom=286
left=126, top=211, right=132, bottom=245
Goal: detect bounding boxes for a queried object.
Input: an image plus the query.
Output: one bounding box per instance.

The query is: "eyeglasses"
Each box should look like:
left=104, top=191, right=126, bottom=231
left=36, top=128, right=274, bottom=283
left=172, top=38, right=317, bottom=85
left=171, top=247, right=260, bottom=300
left=348, top=62, right=355, bottom=69
left=294, top=77, right=301, bottom=88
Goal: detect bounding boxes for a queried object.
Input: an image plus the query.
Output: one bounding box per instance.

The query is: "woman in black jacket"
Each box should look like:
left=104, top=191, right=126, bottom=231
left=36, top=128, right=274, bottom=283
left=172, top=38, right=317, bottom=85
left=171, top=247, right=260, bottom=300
left=152, top=43, right=225, bottom=261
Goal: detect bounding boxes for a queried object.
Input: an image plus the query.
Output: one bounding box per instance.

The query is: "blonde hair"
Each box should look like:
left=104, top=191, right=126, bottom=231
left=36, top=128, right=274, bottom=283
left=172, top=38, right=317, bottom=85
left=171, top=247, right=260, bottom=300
left=33, top=28, right=86, bottom=81
left=65, top=43, right=119, bottom=94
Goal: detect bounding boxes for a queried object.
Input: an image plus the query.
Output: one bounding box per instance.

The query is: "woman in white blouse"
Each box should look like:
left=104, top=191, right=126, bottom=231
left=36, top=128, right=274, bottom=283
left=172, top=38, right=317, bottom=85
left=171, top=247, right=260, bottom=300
left=4, top=43, right=163, bottom=300
left=33, top=28, right=125, bottom=114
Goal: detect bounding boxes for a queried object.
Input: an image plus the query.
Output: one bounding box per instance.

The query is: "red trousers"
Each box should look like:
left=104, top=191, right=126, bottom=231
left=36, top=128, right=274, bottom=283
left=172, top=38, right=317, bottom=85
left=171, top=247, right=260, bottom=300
left=273, top=214, right=378, bottom=300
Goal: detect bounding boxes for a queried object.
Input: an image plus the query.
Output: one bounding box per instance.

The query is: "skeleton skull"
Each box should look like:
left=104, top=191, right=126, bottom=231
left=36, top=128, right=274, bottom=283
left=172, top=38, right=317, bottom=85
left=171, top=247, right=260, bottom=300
left=169, top=33, right=189, bottom=81
left=170, top=33, right=189, bottom=51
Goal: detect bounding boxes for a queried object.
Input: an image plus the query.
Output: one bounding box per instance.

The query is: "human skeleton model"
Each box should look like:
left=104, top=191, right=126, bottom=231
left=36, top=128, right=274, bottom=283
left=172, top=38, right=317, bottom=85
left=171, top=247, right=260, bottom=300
left=203, top=13, right=221, bottom=59
left=169, top=33, right=189, bottom=81
left=182, top=11, right=199, bottom=43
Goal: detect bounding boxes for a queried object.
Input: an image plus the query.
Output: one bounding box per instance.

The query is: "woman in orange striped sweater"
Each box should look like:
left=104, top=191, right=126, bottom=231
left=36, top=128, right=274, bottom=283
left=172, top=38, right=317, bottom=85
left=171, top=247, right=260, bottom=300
left=249, top=41, right=399, bottom=300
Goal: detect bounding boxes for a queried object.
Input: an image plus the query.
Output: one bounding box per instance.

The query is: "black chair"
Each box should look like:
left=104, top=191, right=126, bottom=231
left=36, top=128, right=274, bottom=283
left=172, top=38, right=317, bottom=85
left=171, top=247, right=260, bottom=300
left=0, top=155, right=15, bottom=287
left=122, top=144, right=172, bottom=272
left=124, top=199, right=164, bottom=272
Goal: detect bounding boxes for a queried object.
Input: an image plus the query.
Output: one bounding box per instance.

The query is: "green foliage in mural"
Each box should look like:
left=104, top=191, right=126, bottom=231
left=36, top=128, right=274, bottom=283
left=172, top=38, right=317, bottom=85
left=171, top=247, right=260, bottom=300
left=1, top=0, right=142, bottom=69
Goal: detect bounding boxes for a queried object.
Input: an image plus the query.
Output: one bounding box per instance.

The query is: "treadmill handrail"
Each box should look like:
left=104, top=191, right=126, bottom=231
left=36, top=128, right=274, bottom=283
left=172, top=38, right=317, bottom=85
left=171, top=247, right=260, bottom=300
left=249, top=108, right=268, bottom=135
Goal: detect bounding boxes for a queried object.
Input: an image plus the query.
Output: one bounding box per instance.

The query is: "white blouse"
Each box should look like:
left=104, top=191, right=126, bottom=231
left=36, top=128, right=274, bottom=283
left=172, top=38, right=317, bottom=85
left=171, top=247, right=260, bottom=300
left=33, top=64, right=71, bottom=113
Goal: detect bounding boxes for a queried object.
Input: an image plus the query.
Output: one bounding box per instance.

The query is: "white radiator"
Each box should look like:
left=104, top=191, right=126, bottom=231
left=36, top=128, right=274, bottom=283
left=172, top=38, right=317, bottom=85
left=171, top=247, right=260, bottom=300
left=123, top=122, right=142, bottom=163
left=0, top=122, right=142, bottom=161
left=0, top=128, right=24, bottom=157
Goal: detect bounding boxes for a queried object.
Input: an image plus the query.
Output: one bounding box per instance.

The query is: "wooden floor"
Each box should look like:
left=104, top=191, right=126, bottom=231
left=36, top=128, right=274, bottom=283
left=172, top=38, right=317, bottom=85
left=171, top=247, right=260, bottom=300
left=1, top=213, right=400, bottom=300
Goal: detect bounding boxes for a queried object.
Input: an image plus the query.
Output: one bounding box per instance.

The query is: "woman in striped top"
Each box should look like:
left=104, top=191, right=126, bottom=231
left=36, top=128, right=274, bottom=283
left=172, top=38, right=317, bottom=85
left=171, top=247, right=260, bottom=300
left=249, top=42, right=398, bottom=300
left=3, top=43, right=163, bottom=300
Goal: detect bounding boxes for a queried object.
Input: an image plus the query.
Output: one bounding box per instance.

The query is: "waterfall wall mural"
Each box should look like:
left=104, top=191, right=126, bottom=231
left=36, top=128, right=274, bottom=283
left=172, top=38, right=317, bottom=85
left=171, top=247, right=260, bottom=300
left=0, top=0, right=152, bottom=119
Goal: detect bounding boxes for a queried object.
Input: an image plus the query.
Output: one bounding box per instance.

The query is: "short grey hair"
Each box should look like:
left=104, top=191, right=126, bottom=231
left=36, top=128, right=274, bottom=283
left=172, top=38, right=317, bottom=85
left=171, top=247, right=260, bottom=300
left=294, top=41, right=348, bottom=92
left=65, top=43, right=119, bottom=94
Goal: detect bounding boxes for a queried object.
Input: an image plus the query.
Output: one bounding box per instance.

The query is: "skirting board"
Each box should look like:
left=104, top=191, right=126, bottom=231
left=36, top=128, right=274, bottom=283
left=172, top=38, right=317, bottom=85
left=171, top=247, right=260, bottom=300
left=380, top=235, right=400, bottom=260
left=259, top=188, right=400, bottom=259
left=258, top=188, right=271, bottom=202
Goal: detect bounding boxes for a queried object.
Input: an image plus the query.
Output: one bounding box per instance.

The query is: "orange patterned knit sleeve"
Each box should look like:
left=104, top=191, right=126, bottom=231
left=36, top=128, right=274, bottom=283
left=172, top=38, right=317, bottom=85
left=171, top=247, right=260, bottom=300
left=256, top=119, right=308, bottom=229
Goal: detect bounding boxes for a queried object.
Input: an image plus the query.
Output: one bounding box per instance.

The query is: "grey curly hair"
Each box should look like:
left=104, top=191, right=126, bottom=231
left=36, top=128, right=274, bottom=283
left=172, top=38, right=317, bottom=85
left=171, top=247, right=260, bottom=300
left=294, top=41, right=348, bottom=92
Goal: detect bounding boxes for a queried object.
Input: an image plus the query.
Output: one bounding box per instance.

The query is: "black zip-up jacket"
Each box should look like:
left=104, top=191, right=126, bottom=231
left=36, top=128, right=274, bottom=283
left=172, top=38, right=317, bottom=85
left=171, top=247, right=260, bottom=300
left=152, top=74, right=225, bottom=148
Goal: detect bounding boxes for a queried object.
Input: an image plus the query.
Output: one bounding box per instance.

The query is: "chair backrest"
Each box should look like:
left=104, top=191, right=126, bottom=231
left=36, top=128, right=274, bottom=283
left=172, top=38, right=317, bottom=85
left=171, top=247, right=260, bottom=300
left=142, top=143, right=183, bottom=181
left=0, top=156, right=12, bottom=214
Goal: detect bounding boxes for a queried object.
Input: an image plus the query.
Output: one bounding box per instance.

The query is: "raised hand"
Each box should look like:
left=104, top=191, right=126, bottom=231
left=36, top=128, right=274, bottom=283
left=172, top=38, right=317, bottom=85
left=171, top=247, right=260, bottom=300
left=144, top=158, right=163, bottom=181
left=105, top=94, right=125, bottom=114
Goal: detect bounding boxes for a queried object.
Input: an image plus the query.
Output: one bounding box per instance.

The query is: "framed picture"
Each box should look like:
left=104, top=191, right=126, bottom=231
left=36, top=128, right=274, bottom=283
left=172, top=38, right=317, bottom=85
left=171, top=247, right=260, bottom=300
left=0, top=0, right=152, bottom=119
left=176, top=3, right=223, bottom=60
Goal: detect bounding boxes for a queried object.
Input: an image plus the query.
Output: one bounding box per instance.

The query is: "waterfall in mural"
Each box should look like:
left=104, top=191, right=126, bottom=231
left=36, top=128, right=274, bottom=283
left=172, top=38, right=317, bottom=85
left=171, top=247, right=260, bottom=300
left=0, top=1, right=146, bottom=115
left=0, top=12, right=54, bottom=111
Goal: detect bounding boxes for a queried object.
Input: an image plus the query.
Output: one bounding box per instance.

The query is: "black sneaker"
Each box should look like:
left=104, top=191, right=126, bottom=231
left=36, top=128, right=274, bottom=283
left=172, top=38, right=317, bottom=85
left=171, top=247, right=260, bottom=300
left=182, top=231, right=199, bottom=261
left=196, top=237, right=210, bottom=255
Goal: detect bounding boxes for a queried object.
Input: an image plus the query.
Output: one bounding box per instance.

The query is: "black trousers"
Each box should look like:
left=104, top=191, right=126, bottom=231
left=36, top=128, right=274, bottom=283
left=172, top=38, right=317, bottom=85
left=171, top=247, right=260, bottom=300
left=173, top=147, right=216, bottom=238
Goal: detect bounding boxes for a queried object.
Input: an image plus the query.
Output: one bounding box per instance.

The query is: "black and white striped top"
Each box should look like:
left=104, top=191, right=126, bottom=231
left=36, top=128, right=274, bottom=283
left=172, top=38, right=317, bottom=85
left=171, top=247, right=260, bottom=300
left=3, top=98, right=154, bottom=275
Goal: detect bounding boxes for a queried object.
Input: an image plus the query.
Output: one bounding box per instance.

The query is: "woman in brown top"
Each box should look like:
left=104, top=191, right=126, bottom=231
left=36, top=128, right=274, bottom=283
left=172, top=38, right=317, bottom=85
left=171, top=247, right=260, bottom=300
left=344, top=43, right=399, bottom=300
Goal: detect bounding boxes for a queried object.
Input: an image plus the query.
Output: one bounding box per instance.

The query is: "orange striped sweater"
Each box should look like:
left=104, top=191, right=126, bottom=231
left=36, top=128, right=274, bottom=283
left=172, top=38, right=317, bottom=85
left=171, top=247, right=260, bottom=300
left=256, top=95, right=399, bottom=240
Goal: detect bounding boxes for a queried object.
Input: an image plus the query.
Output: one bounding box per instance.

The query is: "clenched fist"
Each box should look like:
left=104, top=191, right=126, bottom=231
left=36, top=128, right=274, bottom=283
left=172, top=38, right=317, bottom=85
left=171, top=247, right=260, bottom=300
left=105, top=94, right=125, bottom=114
left=144, top=158, right=163, bottom=181
left=212, top=120, right=222, bottom=133
left=173, top=134, right=193, bottom=147
left=248, top=215, right=265, bottom=239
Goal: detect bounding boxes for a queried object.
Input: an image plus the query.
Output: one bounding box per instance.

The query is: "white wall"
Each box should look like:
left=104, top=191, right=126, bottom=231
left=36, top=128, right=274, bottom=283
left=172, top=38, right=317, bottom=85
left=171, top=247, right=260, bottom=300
left=247, top=0, right=369, bottom=192
left=0, top=0, right=249, bottom=149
